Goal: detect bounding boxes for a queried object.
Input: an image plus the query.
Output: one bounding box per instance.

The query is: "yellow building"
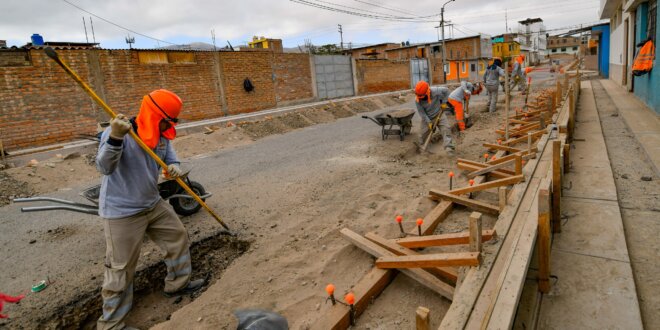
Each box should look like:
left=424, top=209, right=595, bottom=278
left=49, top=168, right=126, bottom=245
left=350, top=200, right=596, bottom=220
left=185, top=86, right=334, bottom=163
left=248, top=36, right=283, bottom=52
left=492, top=41, right=521, bottom=60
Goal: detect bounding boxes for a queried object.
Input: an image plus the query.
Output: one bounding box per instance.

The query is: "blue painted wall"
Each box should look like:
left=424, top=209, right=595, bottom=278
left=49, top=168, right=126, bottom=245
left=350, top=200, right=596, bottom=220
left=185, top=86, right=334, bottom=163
left=592, top=24, right=610, bottom=78
left=633, top=3, right=660, bottom=114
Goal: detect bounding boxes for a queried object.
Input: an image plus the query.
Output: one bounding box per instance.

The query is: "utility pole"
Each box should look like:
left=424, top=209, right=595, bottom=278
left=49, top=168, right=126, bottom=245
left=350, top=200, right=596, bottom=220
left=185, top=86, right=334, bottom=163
left=441, top=0, right=455, bottom=83
left=338, top=24, right=344, bottom=50
left=82, top=17, right=89, bottom=43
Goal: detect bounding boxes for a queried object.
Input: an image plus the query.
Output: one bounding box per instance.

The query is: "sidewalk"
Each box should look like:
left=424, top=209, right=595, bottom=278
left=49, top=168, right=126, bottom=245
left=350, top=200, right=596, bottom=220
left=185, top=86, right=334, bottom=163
left=536, top=80, right=643, bottom=329
left=599, top=79, right=660, bottom=175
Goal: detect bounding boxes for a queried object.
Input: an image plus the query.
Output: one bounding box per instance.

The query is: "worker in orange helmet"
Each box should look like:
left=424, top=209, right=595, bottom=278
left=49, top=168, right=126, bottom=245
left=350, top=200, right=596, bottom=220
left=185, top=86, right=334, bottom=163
left=414, top=81, right=454, bottom=154
left=510, top=54, right=527, bottom=93
left=95, top=89, right=205, bottom=329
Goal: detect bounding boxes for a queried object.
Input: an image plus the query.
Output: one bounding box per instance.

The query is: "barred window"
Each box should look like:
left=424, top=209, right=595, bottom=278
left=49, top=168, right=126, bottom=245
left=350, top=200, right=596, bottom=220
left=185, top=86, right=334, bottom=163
left=649, top=0, right=657, bottom=42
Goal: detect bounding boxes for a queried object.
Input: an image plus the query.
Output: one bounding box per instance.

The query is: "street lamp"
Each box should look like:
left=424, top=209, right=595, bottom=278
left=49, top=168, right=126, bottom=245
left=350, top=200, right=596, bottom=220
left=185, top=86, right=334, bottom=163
left=441, top=0, right=455, bottom=83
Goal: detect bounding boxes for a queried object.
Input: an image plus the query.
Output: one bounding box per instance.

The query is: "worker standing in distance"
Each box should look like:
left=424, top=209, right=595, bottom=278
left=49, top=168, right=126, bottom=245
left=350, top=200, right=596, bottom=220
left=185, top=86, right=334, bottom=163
left=483, top=57, right=506, bottom=113
left=448, top=81, right=480, bottom=131
left=510, top=54, right=527, bottom=93
left=413, top=81, right=455, bottom=155
left=96, top=89, right=205, bottom=330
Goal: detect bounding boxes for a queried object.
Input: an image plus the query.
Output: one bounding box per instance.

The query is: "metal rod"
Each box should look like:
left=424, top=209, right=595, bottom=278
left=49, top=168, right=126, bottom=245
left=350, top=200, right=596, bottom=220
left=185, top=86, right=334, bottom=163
left=21, top=205, right=98, bottom=215
left=13, top=197, right=96, bottom=208
left=44, top=47, right=231, bottom=232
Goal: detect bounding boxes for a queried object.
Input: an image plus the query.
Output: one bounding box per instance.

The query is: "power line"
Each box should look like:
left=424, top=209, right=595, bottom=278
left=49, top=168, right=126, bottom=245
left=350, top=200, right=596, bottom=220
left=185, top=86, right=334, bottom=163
left=351, top=0, right=420, bottom=17
left=60, top=0, right=177, bottom=46
left=289, top=0, right=440, bottom=22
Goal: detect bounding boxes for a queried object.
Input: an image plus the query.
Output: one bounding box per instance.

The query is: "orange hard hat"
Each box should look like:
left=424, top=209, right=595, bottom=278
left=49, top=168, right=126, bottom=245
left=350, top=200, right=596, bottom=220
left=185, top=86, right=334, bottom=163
left=414, top=81, right=432, bottom=104
left=136, top=89, right=183, bottom=148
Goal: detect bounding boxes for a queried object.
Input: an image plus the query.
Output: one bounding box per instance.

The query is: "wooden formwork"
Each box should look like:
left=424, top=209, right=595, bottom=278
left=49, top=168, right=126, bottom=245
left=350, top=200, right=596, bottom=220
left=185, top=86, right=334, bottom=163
left=313, top=72, right=582, bottom=330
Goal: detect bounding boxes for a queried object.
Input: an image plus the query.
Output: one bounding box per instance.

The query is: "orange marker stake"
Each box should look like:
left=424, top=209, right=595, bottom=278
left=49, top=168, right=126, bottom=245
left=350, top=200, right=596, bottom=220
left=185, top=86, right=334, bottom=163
left=345, top=292, right=356, bottom=325
left=396, top=215, right=405, bottom=237
left=325, top=284, right=336, bottom=305
left=416, top=218, right=424, bottom=236
left=449, top=171, right=455, bottom=190
left=491, top=155, right=497, bottom=161
left=483, top=153, right=489, bottom=163
left=469, top=179, right=475, bottom=198
left=497, top=139, right=502, bottom=145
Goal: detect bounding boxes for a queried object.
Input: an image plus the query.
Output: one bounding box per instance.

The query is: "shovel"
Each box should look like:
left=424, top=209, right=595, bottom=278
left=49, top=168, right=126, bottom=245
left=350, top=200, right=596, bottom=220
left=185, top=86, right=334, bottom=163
left=419, top=109, right=445, bottom=153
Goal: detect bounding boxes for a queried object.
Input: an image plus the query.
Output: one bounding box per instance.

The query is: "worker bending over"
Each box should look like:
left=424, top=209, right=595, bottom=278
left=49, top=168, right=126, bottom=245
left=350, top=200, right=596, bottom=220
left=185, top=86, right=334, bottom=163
left=96, top=89, right=205, bottom=330
left=483, top=58, right=506, bottom=113
left=414, top=81, right=454, bottom=154
left=448, top=81, right=480, bottom=131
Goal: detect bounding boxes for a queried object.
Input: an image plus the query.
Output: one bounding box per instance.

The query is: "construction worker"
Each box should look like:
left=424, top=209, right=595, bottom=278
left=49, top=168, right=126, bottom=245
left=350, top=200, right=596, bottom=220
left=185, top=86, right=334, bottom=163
left=96, top=89, right=205, bottom=330
left=448, top=81, right=480, bottom=131
left=483, top=58, right=506, bottom=113
left=413, top=81, right=454, bottom=154
left=510, top=54, right=527, bottom=93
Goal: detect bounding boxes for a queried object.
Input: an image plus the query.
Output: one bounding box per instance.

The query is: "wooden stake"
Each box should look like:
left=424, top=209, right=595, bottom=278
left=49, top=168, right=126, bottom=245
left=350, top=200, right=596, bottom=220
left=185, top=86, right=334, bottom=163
left=538, top=183, right=552, bottom=293
left=0, top=139, right=5, bottom=163
left=376, top=252, right=481, bottom=269
left=552, top=140, right=562, bottom=233
left=563, top=143, right=570, bottom=174
left=515, top=154, right=523, bottom=176
left=499, top=187, right=507, bottom=211
left=555, top=80, right=561, bottom=110
left=568, top=85, right=575, bottom=140
left=416, top=306, right=430, bottom=330
left=469, top=212, right=483, bottom=253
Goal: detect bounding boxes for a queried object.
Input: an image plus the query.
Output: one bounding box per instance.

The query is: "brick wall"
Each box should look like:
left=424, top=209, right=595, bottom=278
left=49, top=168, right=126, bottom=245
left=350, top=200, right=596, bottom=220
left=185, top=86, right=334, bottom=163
left=0, top=49, right=98, bottom=150
left=273, top=53, right=313, bottom=104
left=355, top=59, right=410, bottom=94
left=218, top=51, right=276, bottom=114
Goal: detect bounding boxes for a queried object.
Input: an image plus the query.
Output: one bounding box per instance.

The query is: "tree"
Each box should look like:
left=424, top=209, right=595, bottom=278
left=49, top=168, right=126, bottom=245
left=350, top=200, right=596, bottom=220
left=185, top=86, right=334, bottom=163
left=314, top=44, right=342, bottom=55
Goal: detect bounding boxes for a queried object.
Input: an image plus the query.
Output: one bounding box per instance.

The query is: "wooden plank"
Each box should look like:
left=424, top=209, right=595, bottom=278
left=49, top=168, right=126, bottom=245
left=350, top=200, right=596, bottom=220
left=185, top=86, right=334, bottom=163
left=416, top=307, right=430, bottom=330
left=456, top=162, right=514, bottom=179
left=429, top=191, right=500, bottom=215
left=466, top=158, right=517, bottom=179
left=486, top=150, right=536, bottom=165
left=515, top=154, right=523, bottom=176
left=537, top=184, right=551, bottom=293
left=496, top=122, right=540, bottom=137
left=410, top=200, right=453, bottom=236
left=483, top=143, right=523, bottom=153
left=552, top=140, right=562, bottom=233
left=469, top=212, right=483, bottom=253
left=376, top=252, right=481, bottom=269
left=311, top=266, right=395, bottom=330
left=340, top=228, right=454, bottom=299
left=446, top=174, right=524, bottom=195
left=394, top=230, right=496, bottom=248
left=365, top=232, right=458, bottom=284
left=458, top=158, right=517, bottom=175
left=502, top=129, right=545, bottom=146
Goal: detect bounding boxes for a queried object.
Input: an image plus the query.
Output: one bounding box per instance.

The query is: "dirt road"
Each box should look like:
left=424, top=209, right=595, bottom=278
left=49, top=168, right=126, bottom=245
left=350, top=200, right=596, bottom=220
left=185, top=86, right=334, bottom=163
left=0, top=84, right=542, bottom=328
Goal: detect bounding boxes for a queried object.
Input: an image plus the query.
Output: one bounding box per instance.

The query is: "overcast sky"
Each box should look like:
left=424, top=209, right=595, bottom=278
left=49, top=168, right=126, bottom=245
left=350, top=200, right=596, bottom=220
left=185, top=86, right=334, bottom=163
left=1, top=0, right=605, bottom=49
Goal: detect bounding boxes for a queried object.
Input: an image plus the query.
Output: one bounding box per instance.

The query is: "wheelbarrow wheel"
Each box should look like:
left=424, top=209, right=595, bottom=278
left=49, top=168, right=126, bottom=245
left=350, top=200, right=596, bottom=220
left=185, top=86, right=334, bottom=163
left=170, top=181, right=206, bottom=216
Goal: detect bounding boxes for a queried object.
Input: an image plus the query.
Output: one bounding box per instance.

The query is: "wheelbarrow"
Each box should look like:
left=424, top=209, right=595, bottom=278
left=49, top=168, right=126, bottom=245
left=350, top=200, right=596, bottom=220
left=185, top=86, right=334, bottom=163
left=362, top=109, right=415, bottom=141
left=13, top=166, right=212, bottom=217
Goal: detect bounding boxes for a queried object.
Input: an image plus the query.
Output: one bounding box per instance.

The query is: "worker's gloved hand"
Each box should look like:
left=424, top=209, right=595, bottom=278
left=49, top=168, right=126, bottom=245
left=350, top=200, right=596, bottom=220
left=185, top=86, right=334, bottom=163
left=458, top=121, right=466, bottom=131
left=109, top=114, right=131, bottom=140
left=167, top=164, right=183, bottom=178
left=427, top=123, right=433, bottom=131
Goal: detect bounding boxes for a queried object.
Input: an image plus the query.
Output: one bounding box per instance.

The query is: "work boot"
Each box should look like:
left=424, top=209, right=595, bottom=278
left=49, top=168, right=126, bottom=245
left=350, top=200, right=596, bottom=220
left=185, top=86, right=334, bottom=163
left=163, top=278, right=206, bottom=298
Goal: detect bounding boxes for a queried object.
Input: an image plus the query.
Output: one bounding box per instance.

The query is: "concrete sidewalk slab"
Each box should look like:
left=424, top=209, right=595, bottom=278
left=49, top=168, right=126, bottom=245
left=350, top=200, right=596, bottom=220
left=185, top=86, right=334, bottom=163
left=554, top=197, right=630, bottom=262
left=570, top=139, right=611, bottom=167
left=563, top=166, right=618, bottom=201
left=537, top=250, right=643, bottom=330
left=599, top=79, right=660, bottom=175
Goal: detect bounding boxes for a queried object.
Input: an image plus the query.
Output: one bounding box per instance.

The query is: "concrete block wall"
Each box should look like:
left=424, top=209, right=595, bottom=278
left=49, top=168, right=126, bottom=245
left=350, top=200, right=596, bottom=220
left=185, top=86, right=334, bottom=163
left=314, top=55, right=354, bottom=99
left=355, top=59, right=410, bottom=94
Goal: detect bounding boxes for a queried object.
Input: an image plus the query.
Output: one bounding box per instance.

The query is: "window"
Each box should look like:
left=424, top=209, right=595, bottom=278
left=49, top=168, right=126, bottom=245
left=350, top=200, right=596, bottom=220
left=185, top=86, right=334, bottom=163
left=561, top=47, right=566, bottom=52
left=509, top=44, right=513, bottom=51
left=552, top=48, right=557, bottom=53
left=471, top=63, right=476, bottom=72
left=562, top=38, right=567, bottom=44
left=572, top=46, right=578, bottom=51
left=649, top=0, right=657, bottom=42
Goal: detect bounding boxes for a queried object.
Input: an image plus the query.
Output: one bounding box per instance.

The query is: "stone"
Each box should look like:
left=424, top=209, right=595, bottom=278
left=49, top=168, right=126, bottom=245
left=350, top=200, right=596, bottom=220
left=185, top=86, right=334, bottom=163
left=641, top=176, right=652, bottom=181
left=63, top=152, right=81, bottom=160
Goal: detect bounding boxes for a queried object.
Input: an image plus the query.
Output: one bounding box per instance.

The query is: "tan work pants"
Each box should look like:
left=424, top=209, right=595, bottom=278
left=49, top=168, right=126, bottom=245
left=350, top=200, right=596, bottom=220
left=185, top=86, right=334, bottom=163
left=97, top=199, right=192, bottom=330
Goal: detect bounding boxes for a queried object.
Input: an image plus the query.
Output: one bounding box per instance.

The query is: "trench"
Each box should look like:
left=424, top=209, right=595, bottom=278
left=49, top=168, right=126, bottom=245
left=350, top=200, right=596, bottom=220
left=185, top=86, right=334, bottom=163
left=35, top=231, right=250, bottom=330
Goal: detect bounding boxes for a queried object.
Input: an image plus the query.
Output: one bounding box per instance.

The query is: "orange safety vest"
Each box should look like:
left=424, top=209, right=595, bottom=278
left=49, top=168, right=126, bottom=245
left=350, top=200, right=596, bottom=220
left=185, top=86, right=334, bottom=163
left=632, top=40, right=655, bottom=76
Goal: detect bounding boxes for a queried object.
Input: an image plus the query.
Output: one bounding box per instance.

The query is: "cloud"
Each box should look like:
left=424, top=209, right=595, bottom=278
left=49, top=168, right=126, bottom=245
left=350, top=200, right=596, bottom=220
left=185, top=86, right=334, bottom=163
left=1, top=0, right=603, bottom=48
